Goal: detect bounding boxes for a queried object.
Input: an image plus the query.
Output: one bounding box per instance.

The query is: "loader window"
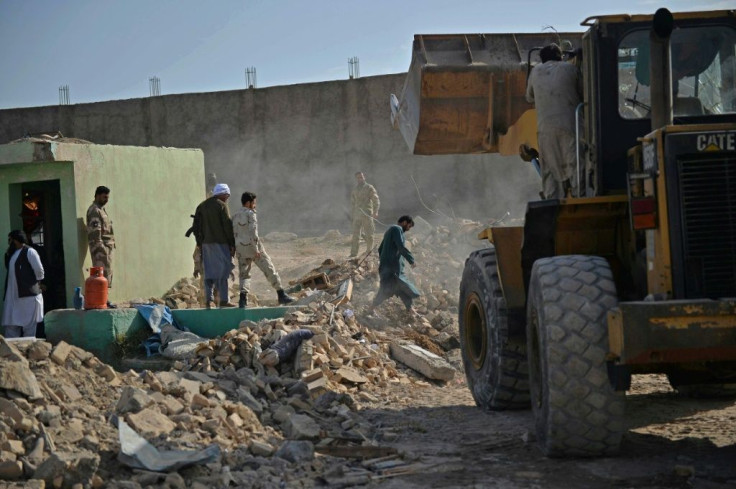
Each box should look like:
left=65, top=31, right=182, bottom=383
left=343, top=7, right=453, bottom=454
left=618, top=26, right=736, bottom=119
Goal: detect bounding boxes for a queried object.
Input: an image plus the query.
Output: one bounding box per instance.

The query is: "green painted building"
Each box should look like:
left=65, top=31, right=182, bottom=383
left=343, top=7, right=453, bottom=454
left=0, top=140, right=205, bottom=315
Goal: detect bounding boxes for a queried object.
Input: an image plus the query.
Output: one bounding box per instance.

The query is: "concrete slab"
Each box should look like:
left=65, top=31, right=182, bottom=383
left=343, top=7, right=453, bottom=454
left=44, top=306, right=294, bottom=367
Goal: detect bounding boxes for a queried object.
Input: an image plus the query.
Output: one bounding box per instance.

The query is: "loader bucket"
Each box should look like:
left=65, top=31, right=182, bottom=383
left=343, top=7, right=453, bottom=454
left=391, top=33, right=582, bottom=156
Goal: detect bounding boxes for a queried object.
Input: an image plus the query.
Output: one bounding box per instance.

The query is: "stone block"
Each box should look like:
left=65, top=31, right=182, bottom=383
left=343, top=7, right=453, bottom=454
left=50, top=341, right=72, bottom=365
left=0, top=460, right=23, bottom=480
left=126, top=408, right=176, bottom=438
left=389, top=342, right=455, bottom=381
left=116, top=387, right=153, bottom=415
left=285, top=414, right=320, bottom=440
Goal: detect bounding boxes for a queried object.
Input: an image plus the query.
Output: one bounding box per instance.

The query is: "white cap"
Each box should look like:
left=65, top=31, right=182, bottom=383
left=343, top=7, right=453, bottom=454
left=212, top=183, right=230, bottom=196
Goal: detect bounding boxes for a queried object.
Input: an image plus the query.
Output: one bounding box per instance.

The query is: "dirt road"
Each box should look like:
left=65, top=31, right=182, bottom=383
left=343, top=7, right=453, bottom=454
left=258, top=230, right=736, bottom=489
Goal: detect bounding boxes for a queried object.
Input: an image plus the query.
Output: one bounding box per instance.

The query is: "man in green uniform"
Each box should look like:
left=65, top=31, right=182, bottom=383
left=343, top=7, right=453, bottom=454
left=86, top=186, right=115, bottom=287
left=373, top=215, right=420, bottom=312
left=349, top=171, right=380, bottom=258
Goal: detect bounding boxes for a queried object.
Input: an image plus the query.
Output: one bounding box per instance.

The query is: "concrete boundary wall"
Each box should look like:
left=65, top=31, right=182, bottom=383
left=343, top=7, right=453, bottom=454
left=0, top=74, right=541, bottom=234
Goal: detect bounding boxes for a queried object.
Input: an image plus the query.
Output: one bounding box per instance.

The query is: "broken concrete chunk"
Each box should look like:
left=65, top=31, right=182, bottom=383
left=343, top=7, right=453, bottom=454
left=285, top=414, right=320, bottom=440
left=274, top=440, right=314, bottom=463
left=27, top=341, right=52, bottom=361
left=334, top=366, right=368, bottom=384
left=0, top=359, right=43, bottom=400
left=50, top=341, right=72, bottom=365
left=389, top=342, right=455, bottom=381
left=126, top=408, right=176, bottom=438
left=116, top=387, right=154, bottom=415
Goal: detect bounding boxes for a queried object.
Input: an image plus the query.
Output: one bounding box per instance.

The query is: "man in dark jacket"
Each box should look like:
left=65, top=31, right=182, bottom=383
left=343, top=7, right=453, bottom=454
left=373, top=215, right=420, bottom=312
left=193, top=183, right=236, bottom=308
left=2, top=230, right=44, bottom=338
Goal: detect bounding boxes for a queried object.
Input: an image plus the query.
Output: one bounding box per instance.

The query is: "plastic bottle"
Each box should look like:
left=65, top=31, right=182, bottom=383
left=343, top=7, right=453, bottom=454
left=73, top=287, right=84, bottom=310
left=84, top=267, right=108, bottom=310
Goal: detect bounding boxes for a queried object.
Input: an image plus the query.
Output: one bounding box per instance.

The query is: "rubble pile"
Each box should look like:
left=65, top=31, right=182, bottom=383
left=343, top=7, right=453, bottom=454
left=0, top=306, right=438, bottom=489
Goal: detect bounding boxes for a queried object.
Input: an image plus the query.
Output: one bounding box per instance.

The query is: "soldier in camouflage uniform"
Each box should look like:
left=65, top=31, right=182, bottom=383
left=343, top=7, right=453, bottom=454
left=232, top=192, right=294, bottom=308
left=86, top=186, right=115, bottom=287
left=349, top=171, right=380, bottom=258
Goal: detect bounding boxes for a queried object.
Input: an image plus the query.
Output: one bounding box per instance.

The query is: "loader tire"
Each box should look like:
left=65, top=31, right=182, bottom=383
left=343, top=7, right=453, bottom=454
left=526, top=255, right=625, bottom=457
left=459, top=248, right=529, bottom=411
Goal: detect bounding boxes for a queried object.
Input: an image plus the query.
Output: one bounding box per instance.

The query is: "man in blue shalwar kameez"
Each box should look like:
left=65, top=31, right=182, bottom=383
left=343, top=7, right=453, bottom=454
left=373, top=215, right=420, bottom=312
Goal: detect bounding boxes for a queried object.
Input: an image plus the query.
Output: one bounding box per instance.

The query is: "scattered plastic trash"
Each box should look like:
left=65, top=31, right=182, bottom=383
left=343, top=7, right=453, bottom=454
left=117, top=417, right=220, bottom=472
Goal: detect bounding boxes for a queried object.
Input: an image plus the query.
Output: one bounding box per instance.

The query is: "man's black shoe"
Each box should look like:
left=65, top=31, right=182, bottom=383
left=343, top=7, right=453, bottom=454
left=239, top=292, right=247, bottom=309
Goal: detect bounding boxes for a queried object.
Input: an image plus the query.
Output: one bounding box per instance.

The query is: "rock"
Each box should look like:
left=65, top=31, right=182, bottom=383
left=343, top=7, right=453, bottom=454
left=0, top=358, right=43, bottom=400
left=0, top=398, right=25, bottom=425
left=274, top=440, right=314, bottom=463
left=0, top=460, right=23, bottom=480
left=116, top=387, right=153, bottom=415
left=96, top=365, right=119, bottom=384
left=159, top=395, right=185, bottom=415
left=50, top=418, right=85, bottom=444
left=264, top=231, right=298, bottom=243
left=126, top=408, right=176, bottom=438
left=285, top=414, right=320, bottom=440
left=27, top=341, right=52, bottom=361
left=57, top=382, right=83, bottom=402
left=1, top=439, right=25, bottom=455
left=50, top=341, right=72, bottom=365
left=434, top=331, right=460, bottom=351
left=0, top=337, right=27, bottom=362
left=249, top=440, right=275, bottom=457
left=334, top=366, right=368, bottom=384
left=273, top=405, right=296, bottom=424
left=389, top=342, right=455, bottom=381
left=191, top=393, right=211, bottom=409
left=179, top=378, right=202, bottom=397
left=237, top=387, right=263, bottom=415
left=164, top=472, right=186, bottom=489
left=32, top=452, right=67, bottom=484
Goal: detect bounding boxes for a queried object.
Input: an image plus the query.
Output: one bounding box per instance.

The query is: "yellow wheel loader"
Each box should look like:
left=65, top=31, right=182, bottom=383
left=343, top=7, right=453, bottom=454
left=392, top=8, right=736, bottom=457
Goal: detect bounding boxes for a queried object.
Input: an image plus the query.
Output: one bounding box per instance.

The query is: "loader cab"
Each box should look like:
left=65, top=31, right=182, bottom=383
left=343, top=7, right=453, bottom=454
left=583, top=12, right=736, bottom=195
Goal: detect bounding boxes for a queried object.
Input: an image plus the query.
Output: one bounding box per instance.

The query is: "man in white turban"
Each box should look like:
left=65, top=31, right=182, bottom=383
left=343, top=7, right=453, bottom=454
left=192, top=183, right=236, bottom=308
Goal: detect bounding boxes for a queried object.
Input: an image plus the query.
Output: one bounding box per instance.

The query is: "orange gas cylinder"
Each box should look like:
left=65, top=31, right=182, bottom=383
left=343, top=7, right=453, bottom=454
left=84, top=267, right=108, bottom=310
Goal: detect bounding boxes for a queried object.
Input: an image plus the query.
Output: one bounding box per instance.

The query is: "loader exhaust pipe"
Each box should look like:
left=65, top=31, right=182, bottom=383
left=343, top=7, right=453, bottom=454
left=650, top=8, right=674, bottom=131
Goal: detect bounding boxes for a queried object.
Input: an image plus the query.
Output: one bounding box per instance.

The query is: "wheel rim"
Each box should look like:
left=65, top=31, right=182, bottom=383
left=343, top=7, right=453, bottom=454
left=464, top=292, right=487, bottom=370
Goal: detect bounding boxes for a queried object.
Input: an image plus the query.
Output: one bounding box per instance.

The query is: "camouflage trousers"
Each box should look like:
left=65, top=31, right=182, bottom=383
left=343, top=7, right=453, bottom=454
left=350, top=213, right=375, bottom=257
left=236, top=247, right=282, bottom=295
left=90, top=243, right=113, bottom=287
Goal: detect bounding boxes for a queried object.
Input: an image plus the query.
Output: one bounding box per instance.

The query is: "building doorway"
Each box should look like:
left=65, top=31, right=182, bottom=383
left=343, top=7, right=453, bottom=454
left=9, top=180, right=67, bottom=312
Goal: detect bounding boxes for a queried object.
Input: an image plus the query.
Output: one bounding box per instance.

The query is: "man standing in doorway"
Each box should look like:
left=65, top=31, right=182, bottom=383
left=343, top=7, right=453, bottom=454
left=373, top=215, right=420, bottom=313
left=526, top=43, right=583, bottom=199
left=193, top=183, right=237, bottom=308
left=86, top=186, right=115, bottom=286
left=349, top=171, right=380, bottom=258
left=2, top=230, right=44, bottom=338
left=232, top=192, right=294, bottom=308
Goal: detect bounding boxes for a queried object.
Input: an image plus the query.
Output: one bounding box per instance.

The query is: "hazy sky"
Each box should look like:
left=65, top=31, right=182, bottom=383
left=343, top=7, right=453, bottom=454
left=0, top=0, right=729, bottom=109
